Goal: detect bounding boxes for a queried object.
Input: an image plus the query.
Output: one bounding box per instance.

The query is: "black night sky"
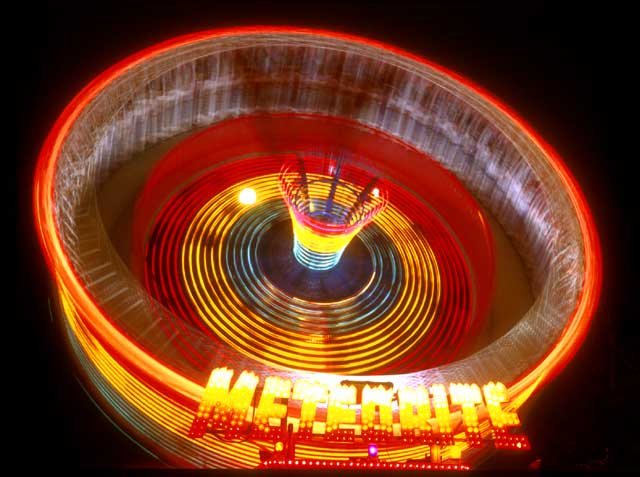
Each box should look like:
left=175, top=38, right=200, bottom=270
left=14, top=1, right=636, bottom=475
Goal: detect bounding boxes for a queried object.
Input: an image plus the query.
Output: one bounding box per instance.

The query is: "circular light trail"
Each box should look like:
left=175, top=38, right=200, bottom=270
left=143, top=152, right=475, bottom=374
left=33, top=27, right=601, bottom=468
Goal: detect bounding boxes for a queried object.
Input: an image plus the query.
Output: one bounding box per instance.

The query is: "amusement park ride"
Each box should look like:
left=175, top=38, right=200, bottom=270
left=32, top=25, right=602, bottom=471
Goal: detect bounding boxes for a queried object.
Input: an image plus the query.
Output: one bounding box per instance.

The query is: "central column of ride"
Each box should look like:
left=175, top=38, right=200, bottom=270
left=279, top=154, right=387, bottom=271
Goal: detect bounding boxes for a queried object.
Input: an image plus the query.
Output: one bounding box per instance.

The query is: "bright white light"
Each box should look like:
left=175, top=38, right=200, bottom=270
left=372, top=187, right=380, bottom=198
left=239, top=188, right=257, bottom=205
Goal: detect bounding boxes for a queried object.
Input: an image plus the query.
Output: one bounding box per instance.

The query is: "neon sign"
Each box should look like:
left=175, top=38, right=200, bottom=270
left=190, top=367, right=530, bottom=451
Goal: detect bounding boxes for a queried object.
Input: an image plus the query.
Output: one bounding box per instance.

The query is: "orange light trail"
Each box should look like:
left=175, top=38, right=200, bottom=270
left=143, top=154, right=478, bottom=374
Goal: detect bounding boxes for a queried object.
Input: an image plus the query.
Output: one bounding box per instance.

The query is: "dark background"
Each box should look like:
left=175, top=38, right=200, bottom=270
left=14, top=0, right=636, bottom=474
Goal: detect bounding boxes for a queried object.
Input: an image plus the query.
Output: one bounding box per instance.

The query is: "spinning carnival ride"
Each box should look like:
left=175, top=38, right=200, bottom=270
left=33, top=28, right=601, bottom=469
